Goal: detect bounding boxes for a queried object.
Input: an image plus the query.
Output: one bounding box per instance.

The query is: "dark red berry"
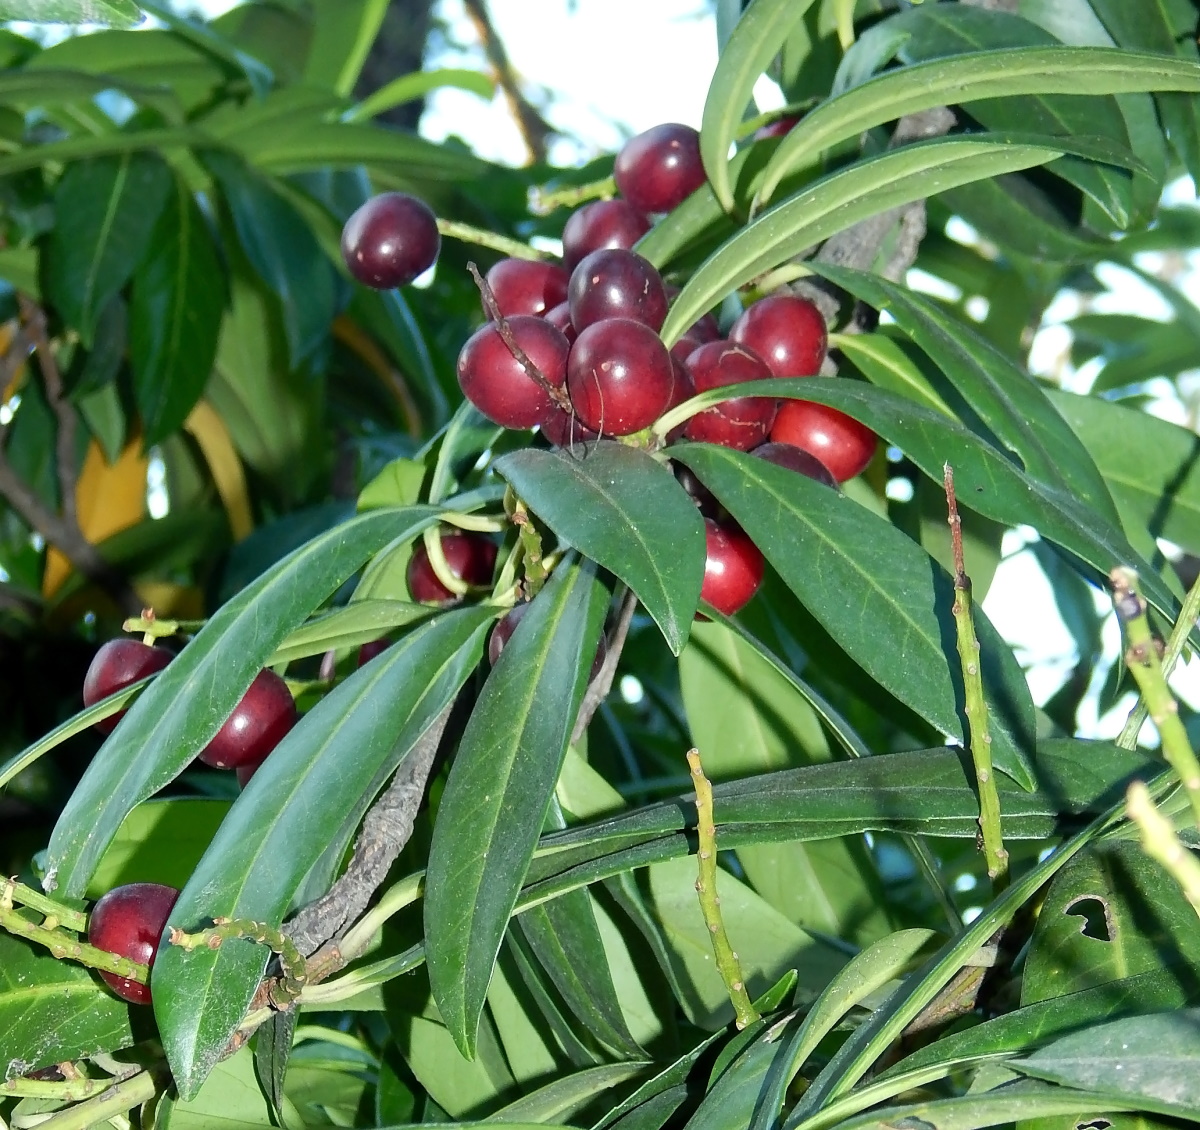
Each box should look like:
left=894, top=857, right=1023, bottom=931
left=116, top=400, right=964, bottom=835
left=665, top=354, right=696, bottom=443
left=752, top=441, right=838, bottom=489
left=562, top=199, right=651, bottom=272
left=687, top=312, right=722, bottom=343
left=770, top=399, right=877, bottom=482
left=566, top=318, right=674, bottom=436
left=614, top=123, right=706, bottom=214
left=674, top=462, right=718, bottom=516
left=485, top=258, right=570, bottom=319
left=544, top=301, right=577, bottom=343
left=683, top=341, right=778, bottom=450
left=729, top=295, right=827, bottom=379
left=407, top=531, right=498, bottom=604
left=754, top=116, right=800, bottom=141
left=568, top=249, right=668, bottom=332
left=540, top=402, right=599, bottom=447
left=457, top=315, right=570, bottom=429
left=87, top=882, right=180, bottom=1005
left=340, top=193, right=439, bottom=289
left=197, top=669, right=297, bottom=771
left=701, top=518, right=764, bottom=617
left=669, top=333, right=706, bottom=368
left=489, top=602, right=607, bottom=678
left=357, top=638, right=391, bottom=667
left=83, top=639, right=172, bottom=735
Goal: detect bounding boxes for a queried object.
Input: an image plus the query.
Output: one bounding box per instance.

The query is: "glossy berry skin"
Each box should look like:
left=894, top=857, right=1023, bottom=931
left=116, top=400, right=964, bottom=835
left=770, top=399, right=877, bottom=482
left=407, top=531, right=498, bottom=604
left=489, top=602, right=607, bottom=678
left=568, top=249, right=668, bottom=332
left=562, top=199, right=650, bottom=272
left=87, top=883, right=180, bottom=1005
left=753, top=441, right=838, bottom=489
left=540, top=402, right=599, bottom=447
left=197, top=669, right=297, bottom=771
left=729, top=295, right=827, bottom=379
left=566, top=318, right=674, bottom=436
left=341, top=193, right=439, bottom=289
left=83, top=639, right=172, bottom=735
left=701, top=518, right=764, bottom=617
left=543, top=301, right=577, bottom=343
left=457, top=315, right=570, bottom=428
left=683, top=341, right=778, bottom=451
left=614, top=123, right=706, bottom=214
left=485, top=258, right=570, bottom=318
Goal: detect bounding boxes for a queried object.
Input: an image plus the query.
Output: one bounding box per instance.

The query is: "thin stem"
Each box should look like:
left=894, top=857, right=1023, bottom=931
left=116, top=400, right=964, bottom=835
left=422, top=524, right=470, bottom=596
left=1, top=1064, right=140, bottom=1101
left=1110, top=566, right=1200, bottom=829
left=511, top=496, right=548, bottom=598
left=1, top=878, right=87, bottom=932
left=529, top=175, right=616, bottom=215
left=121, top=611, right=206, bottom=643
left=945, top=464, right=1007, bottom=888
left=0, top=904, right=149, bottom=982
left=169, top=917, right=305, bottom=1006
left=337, top=873, right=424, bottom=963
left=34, top=1070, right=157, bottom=1130
left=1118, top=565, right=1200, bottom=748
left=436, top=218, right=545, bottom=261
left=1127, top=780, right=1200, bottom=920
left=439, top=511, right=507, bottom=534
left=687, top=748, right=760, bottom=1030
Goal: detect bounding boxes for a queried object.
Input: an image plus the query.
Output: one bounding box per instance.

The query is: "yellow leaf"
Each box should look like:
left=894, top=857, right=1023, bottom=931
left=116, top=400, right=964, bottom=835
left=43, top=437, right=148, bottom=598
left=185, top=399, right=253, bottom=541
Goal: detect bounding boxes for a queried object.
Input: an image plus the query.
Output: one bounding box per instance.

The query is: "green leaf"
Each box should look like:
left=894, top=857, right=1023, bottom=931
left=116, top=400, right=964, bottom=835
left=44, top=505, right=441, bottom=899
left=203, top=150, right=336, bottom=367
left=833, top=332, right=954, bottom=419
left=808, top=264, right=1119, bottom=523
left=701, top=0, right=820, bottom=210
left=159, top=1044, right=301, bottom=1130
left=348, top=67, right=495, bottom=122
left=305, top=0, right=388, bottom=95
left=495, top=443, right=705, bottom=656
left=129, top=173, right=226, bottom=445
left=425, top=557, right=610, bottom=1057
left=1022, top=841, right=1200, bottom=1006
left=155, top=604, right=491, bottom=1098
left=0, top=931, right=135, bottom=1079
left=269, top=599, right=432, bottom=665
left=755, top=46, right=1199, bottom=207
left=671, top=443, right=1037, bottom=788
left=46, top=152, right=172, bottom=347
left=1049, top=390, right=1200, bottom=558
left=492, top=1063, right=652, bottom=1124
left=1014, top=1010, right=1200, bottom=1119
left=660, top=135, right=1065, bottom=347
left=687, top=1019, right=803, bottom=1130
left=0, top=0, right=142, bottom=25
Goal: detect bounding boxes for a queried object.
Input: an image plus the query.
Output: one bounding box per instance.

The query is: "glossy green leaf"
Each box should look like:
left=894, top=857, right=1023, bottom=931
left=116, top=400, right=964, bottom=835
left=493, top=1063, right=652, bottom=1124
left=1022, top=841, right=1200, bottom=1007
left=425, top=557, right=610, bottom=1058
left=349, top=67, right=494, bottom=122
left=0, top=931, right=135, bottom=1079
left=700, top=0, right=819, bottom=210
left=269, top=599, right=432, bottom=664
left=687, top=1018, right=802, bottom=1130
left=46, top=152, right=172, bottom=347
left=1049, top=390, right=1200, bottom=558
left=660, top=135, right=1065, bottom=347
left=305, top=0, right=386, bottom=94
left=0, top=0, right=142, bottom=25
left=755, top=46, right=1199, bottom=206
left=1014, top=1009, right=1200, bottom=1119
left=594, top=1033, right=726, bottom=1130
left=44, top=506, right=441, bottom=899
left=203, top=150, right=335, bottom=367
left=495, top=443, right=705, bottom=656
left=159, top=1044, right=301, bottom=1130
left=156, top=604, right=491, bottom=1098
left=129, top=173, right=226, bottom=445
left=671, top=443, right=1037, bottom=788
left=833, top=332, right=954, bottom=418
left=810, top=264, right=1119, bottom=523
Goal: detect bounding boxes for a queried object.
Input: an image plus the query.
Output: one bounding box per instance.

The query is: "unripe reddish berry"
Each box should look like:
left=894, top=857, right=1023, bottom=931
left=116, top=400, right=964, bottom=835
left=683, top=341, right=777, bottom=450
left=407, top=531, right=498, bottom=604
left=196, top=669, right=297, bottom=771
left=729, top=295, right=827, bottom=379
left=87, top=882, right=180, bottom=1005
left=700, top=518, right=764, bottom=617
left=770, top=399, right=877, bottom=482
left=83, top=639, right=172, bottom=734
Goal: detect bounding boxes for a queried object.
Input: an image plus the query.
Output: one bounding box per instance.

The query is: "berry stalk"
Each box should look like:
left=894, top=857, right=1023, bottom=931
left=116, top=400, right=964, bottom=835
left=169, top=917, right=306, bottom=1007
left=437, top=218, right=546, bottom=260
left=2, top=877, right=87, bottom=932
left=687, top=748, right=760, bottom=1030
left=1126, top=780, right=1200, bottom=921
left=1110, top=565, right=1200, bottom=830
left=944, top=464, right=1007, bottom=888
left=0, top=902, right=149, bottom=983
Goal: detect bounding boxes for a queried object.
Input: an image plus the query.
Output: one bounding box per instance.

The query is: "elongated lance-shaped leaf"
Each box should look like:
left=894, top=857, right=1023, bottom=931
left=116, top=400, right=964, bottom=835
left=154, top=605, right=493, bottom=1098
left=44, top=506, right=442, bottom=898
left=3, top=0, right=144, bottom=26
left=425, top=556, right=610, bottom=1058
left=671, top=444, right=1037, bottom=788
left=756, top=47, right=1200, bottom=206
left=807, top=264, right=1120, bottom=524
left=700, top=0, right=819, bottom=211
left=495, top=443, right=705, bottom=655
left=659, top=135, right=1065, bottom=347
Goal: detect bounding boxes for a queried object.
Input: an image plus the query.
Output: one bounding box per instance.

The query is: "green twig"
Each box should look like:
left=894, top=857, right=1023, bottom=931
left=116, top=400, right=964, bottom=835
left=422, top=525, right=470, bottom=596
left=121, top=609, right=205, bottom=645
left=687, top=748, right=761, bottom=1030
left=0, top=905, right=149, bottom=983
left=0, top=1067, right=137, bottom=1101
left=437, top=218, right=546, bottom=260
left=510, top=497, right=548, bottom=598
left=944, top=464, right=1007, bottom=887
left=1110, top=566, right=1200, bottom=830
left=34, top=1069, right=157, bottom=1130
left=169, top=917, right=307, bottom=1007
left=1127, top=780, right=1200, bottom=920
left=1118, top=566, right=1200, bottom=749
left=1, top=877, right=87, bottom=932
left=529, top=174, right=616, bottom=215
